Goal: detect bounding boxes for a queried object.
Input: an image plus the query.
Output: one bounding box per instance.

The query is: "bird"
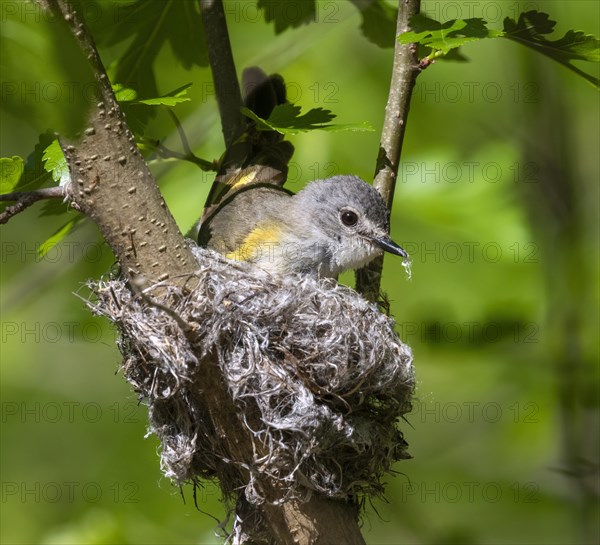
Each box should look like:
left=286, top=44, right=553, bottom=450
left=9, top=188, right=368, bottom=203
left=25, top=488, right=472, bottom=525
left=198, top=174, right=408, bottom=278
left=196, top=67, right=407, bottom=277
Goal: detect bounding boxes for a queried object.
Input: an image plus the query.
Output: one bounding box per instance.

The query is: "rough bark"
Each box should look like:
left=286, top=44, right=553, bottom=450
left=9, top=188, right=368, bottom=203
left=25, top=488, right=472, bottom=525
left=40, top=0, right=198, bottom=286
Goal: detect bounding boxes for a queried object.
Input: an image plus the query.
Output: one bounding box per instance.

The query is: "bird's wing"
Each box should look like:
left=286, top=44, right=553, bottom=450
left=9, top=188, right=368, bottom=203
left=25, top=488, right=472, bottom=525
left=199, top=67, right=294, bottom=227
left=200, top=159, right=291, bottom=225
left=199, top=184, right=292, bottom=251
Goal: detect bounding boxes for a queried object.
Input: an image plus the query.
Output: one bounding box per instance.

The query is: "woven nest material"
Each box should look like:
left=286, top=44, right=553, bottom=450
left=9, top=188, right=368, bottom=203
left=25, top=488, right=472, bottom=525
left=88, top=243, right=415, bottom=506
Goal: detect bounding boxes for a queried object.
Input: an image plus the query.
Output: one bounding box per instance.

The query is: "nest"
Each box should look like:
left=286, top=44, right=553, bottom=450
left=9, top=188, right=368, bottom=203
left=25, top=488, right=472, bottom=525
left=88, top=243, right=414, bottom=509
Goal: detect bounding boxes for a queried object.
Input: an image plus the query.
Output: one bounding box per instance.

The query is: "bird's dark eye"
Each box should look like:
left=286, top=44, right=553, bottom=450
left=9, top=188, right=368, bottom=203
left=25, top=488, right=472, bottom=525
left=340, top=209, right=359, bottom=227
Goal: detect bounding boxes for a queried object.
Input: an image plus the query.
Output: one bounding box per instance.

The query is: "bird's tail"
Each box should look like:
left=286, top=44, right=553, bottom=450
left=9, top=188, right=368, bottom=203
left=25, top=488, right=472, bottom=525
left=199, top=67, right=295, bottom=229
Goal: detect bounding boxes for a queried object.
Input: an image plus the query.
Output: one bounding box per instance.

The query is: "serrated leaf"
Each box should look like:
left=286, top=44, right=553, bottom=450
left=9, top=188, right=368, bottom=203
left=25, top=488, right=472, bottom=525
left=1, top=133, right=66, bottom=215
left=269, top=103, right=335, bottom=128
left=401, top=11, right=599, bottom=87
left=257, top=0, right=316, bottom=34
left=137, top=83, right=193, bottom=106
left=398, top=14, right=500, bottom=55
left=38, top=216, right=83, bottom=258
left=0, top=157, right=25, bottom=193
left=3, top=133, right=55, bottom=196
left=42, top=140, right=70, bottom=186
left=242, top=104, right=373, bottom=135
left=103, top=0, right=207, bottom=97
left=502, top=11, right=600, bottom=87
left=350, top=0, right=398, bottom=48
left=552, top=30, right=600, bottom=62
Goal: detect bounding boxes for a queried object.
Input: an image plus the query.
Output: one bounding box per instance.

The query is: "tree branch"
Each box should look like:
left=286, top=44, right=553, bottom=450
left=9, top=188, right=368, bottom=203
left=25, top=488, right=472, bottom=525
left=39, top=0, right=198, bottom=286
left=356, top=0, right=421, bottom=301
left=0, top=187, right=65, bottom=224
left=199, top=0, right=244, bottom=147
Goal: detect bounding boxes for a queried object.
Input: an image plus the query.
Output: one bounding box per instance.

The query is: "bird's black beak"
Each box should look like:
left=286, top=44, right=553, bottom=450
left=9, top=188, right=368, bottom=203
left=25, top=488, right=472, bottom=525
left=374, top=236, right=409, bottom=259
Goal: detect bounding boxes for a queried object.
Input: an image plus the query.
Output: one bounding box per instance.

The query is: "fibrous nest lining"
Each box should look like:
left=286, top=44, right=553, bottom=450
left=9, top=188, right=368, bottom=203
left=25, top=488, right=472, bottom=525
left=88, top=244, right=414, bottom=506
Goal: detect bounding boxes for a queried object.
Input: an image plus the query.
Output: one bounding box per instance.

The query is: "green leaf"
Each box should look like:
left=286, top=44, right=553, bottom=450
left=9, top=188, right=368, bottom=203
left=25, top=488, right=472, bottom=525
left=0, top=157, right=25, bottom=194
left=2, top=133, right=55, bottom=197
left=112, top=82, right=192, bottom=137
left=38, top=216, right=83, bottom=258
left=103, top=0, right=207, bottom=97
left=400, top=11, right=599, bottom=87
left=112, top=83, right=138, bottom=103
left=268, top=103, right=335, bottom=128
left=113, top=83, right=192, bottom=107
left=257, top=0, right=316, bottom=34
left=314, top=121, right=375, bottom=133
left=502, top=11, right=600, bottom=87
left=137, top=83, right=193, bottom=106
left=241, top=104, right=374, bottom=135
left=349, top=0, right=398, bottom=48
left=42, top=140, right=70, bottom=186
left=398, top=14, right=500, bottom=56
left=1, top=134, right=70, bottom=216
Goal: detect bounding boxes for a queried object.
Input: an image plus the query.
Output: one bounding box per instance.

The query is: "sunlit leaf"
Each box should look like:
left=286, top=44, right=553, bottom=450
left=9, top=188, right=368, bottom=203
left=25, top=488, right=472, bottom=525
left=137, top=83, right=193, bottom=106
left=1, top=134, right=70, bottom=217
left=398, top=15, right=500, bottom=55
left=242, top=104, right=373, bottom=135
left=42, top=139, right=70, bottom=186
left=112, top=83, right=138, bottom=102
left=0, top=134, right=56, bottom=215
left=400, top=10, right=599, bottom=86
left=113, top=82, right=192, bottom=107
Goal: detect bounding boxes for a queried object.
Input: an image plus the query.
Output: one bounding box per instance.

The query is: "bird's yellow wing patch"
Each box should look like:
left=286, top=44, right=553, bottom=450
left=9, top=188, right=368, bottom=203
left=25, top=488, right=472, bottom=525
left=228, top=168, right=260, bottom=190
left=226, top=223, right=283, bottom=262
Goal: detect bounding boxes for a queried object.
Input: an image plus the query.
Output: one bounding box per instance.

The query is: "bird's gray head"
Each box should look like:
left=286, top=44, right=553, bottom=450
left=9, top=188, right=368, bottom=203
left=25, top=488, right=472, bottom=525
left=283, top=175, right=408, bottom=277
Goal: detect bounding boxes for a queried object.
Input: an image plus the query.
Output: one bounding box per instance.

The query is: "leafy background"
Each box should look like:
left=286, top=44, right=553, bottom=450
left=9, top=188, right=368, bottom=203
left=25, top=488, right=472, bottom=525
left=1, top=1, right=598, bottom=544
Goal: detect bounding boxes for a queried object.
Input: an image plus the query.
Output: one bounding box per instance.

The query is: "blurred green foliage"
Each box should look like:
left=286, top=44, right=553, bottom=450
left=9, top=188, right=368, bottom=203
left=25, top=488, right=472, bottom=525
left=1, top=1, right=598, bottom=544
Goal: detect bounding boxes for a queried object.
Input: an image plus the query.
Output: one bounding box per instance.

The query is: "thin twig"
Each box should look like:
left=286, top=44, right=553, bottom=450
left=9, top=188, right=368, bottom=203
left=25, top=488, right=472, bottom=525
left=356, top=0, right=421, bottom=301
left=199, top=0, right=244, bottom=147
left=164, top=111, right=218, bottom=170
left=143, top=136, right=216, bottom=171
left=166, top=110, right=194, bottom=157
left=0, top=186, right=66, bottom=224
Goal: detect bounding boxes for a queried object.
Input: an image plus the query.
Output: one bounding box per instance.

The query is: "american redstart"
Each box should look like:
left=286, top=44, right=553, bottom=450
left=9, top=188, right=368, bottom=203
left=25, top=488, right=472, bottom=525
left=199, top=173, right=407, bottom=277
left=198, top=68, right=408, bottom=277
